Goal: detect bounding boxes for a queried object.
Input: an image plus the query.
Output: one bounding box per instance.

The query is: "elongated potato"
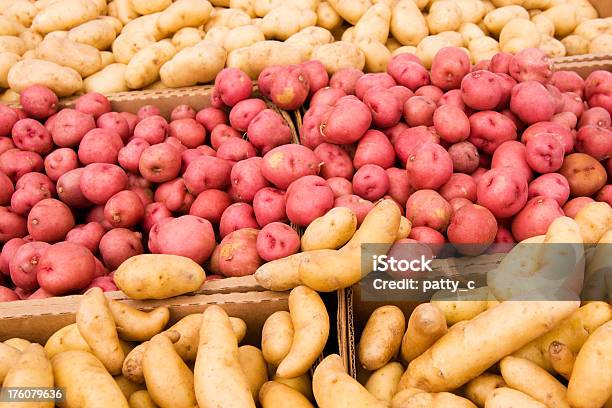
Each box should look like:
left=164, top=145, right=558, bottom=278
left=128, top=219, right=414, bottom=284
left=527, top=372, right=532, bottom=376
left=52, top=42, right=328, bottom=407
left=19, top=30, right=43, bottom=50
left=53, top=351, right=129, bottom=408
left=32, top=0, right=98, bottom=33
left=542, top=4, right=578, bottom=37
left=499, top=356, right=570, bottom=408
left=160, top=40, right=226, bottom=88
left=4, top=1, right=37, bottom=28
left=239, top=345, right=268, bottom=401
left=301, top=207, right=357, bottom=251
left=98, top=16, right=123, bottom=35
left=100, top=51, right=114, bottom=67
left=499, top=18, right=541, bottom=53
left=359, top=305, right=405, bottom=371
left=44, top=323, right=92, bottom=358
left=114, top=254, right=205, bottom=300
left=430, top=287, right=498, bottom=325
left=0, top=36, right=25, bottom=56
left=357, top=37, right=391, bottom=73
left=84, top=63, right=128, bottom=94
left=398, top=300, right=580, bottom=392
left=122, top=342, right=148, bottom=384
left=255, top=252, right=307, bottom=291
left=122, top=14, right=166, bottom=41
left=464, top=374, right=506, bottom=408
left=317, top=2, right=342, bottom=30
left=172, top=27, right=205, bottom=51
left=393, top=390, right=477, bottom=408
left=485, top=387, right=547, bottom=408
left=114, top=0, right=138, bottom=24
left=0, top=16, right=25, bottom=36
left=276, top=286, right=329, bottom=378
left=567, top=322, right=612, bottom=408
left=143, top=334, right=196, bottom=408
left=129, top=390, right=158, bottom=408
left=3, top=339, right=30, bottom=352
left=574, top=202, right=612, bottom=244
left=0, top=52, right=20, bottom=88
left=354, top=3, right=391, bottom=43
left=8, top=58, right=82, bottom=96
left=156, top=0, right=214, bottom=36
left=548, top=341, right=574, bottom=380
left=115, top=375, right=145, bottom=400
left=37, top=36, right=101, bottom=77
left=125, top=40, right=176, bottom=89
left=261, top=6, right=317, bottom=41
left=583, top=230, right=612, bottom=301
left=273, top=375, right=314, bottom=401
left=313, top=354, right=386, bottom=408
left=204, top=8, right=251, bottom=30
left=130, top=0, right=171, bottom=15
left=401, top=303, right=447, bottom=364
left=396, top=217, right=411, bottom=240
left=68, top=19, right=117, bottom=50
left=112, top=32, right=156, bottom=64
left=0, top=343, right=20, bottom=384
left=327, top=0, right=371, bottom=24
left=109, top=301, right=169, bottom=342
left=261, top=311, right=294, bottom=367
left=483, top=5, right=529, bottom=36
left=224, top=25, right=264, bottom=53
left=312, top=41, right=365, bottom=74
left=259, top=381, right=314, bottom=408
left=365, top=362, right=404, bottom=405
left=194, top=305, right=256, bottom=408
left=227, top=40, right=303, bottom=78
left=1, top=344, right=53, bottom=408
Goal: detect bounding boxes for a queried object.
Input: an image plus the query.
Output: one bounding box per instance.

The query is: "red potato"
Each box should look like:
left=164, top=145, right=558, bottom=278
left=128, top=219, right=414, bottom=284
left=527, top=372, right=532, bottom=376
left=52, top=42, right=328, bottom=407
left=252, top=187, right=287, bottom=226
left=352, top=164, right=389, bottom=201
left=261, top=144, right=320, bottom=189
left=133, top=115, right=168, bottom=145
left=99, top=228, right=144, bottom=270
left=119, top=112, right=139, bottom=136
left=50, top=109, right=96, bottom=147
left=500, top=108, right=525, bottom=133
left=547, top=84, right=565, bottom=114
left=210, top=124, right=241, bottom=150
left=563, top=197, right=595, bottom=218
left=327, top=177, right=353, bottom=198
left=0, top=171, right=13, bottom=206
left=510, top=81, right=556, bottom=124
left=171, top=104, right=196, bottom=121
left=143, top=202, right=172, bottom=233
left=468, top=111, right=518, bottom=155
left=408, top=226, right=445, bottom=256
left=579, top=107, right=611, bottom=128
left=247, top=109, right=293, bottom=153
left=551, top=112, right=578, bottom=130
left=37, top=242, right=95, bottom=295
left=10, top=241, right=50, bottom=291
left=189, top=189, right=232, bottom=225
left=85, top=206, right=111, bottom=230
left=575, top=125, right=612, bottom=160
left=439, top=173, right=477, bottom=202
left=138, top=143, right=181, bottom=183
left=0, top=149, right=44, bottom=182
left=353, top=130, right=395, bottom=170
left=406, top=189, right=452, bottom=232
left=130, top=187, right=153, bottom=207
left=403, top=96, right=436, bottom=127
left=137, top=105, right=161, bottom=120
left=476, top=167, right=528, bottom=218
left=11, top=119, right=53, bottom=155
left=80, top=163, right=128, bottom=205
left=257, top=66, right=283, bottom=99
left=11, top=172, right=55, bottom=215
left=525, top=133, right=565, bottom=173
left=57, top=168, right=93, bottom=208
left=0, top=287, right=19, bottom=302
left=384, top=122, right=409, bottom=145
left=447, top=204, right=497, bottom=255
left=584, top=70, right=612, bottom=114
left=363, top=86, right=402, bottom=128
left=0, top=105, right=18, bottom=137
left=78, top=128, right=124, bottom=165
left=93, top=257, right=109, bottom=278
left=461, top=70, right=502, bottom=110
left=215, top=67, right=252, bottom=106
left=13, top=108, right=26, bottom=120
left=521, top=121, right=575, bottom=154
left=490, top=52, right=513, bottom=74
left=149, top=215, right=216, bottom=263
left=406, top=143, right=453, bottom=190
left=1, top=237, right=28, bottom=275
left=299, top=105, right=327, bottom=149
left=103, top=190, right=145, bottom=228
left=508, top=48, right=553, bottom=84
left=433, top=105, right=470, bottom=143
left=561, top=92, right=585, bottom=119
left=355, top=73, right=396, bottom=100
left=196, top=107, right=228, bottom=133
left=164, top=137, right=187, bottom=153
left=394, top=126, right=439, bottom=165
left=388, top=85, right=414, bottom=106
left=219, top=203, right=260, bottom=238
left=301, top=60, right=329, bottom=96
left=28, top=287, right=52, bottom=299
left=0, top=137, right=15, bottom=156
left=230, top=98, right=267, bottom=132
left=230, top=157, right=270, bottom=202
left=27, top=198, right=74, bottom=243
left=315, top=143, right=354, bottom=179
left=595, top=185, right=612, bottom=206
left=270, top=65, right=310, bottom=110
left=334, top=194, right=374, bottom=225
left=329, top=67, right=364, bottom=95
left=511, top=196, right=564, bottom=241
left=216, top=137, right=257, bottom=161
left=438, top=89, right=466, bottom=111
left=20, top=85, right=58, bottom=120
left=387, top=56, right=429, bottom=91
left=286, top=175, right=334, bottom=227
left=256, top=222, right=300, bottom=262
left=214, top=228, right=262, bottom=277
left=431, top=47, right=471, bottom=91
left=311, top=87, right=346, bottom=108
left=210, top=88, right=224, bottom=109
left=44, top=148, right=78, bottom=182
left=491, top=141, right=534, bottom=183
left=320, top=95, right=372, bottom=144
left=183, top=155, right=232, bottom=194
left=528, top=173, right=570, bottom=206
left=154, top=178, right=194, bottom=213
left=416, top=83, right=442, bottom=99
left=118, top=138, right=150, bottom=174
left=386, top=167, right=411, bottom=206
left=85, top=276, right=117, bottom=292
left=448, top=141, right=479, bottom=174
left=487, top=226, right=516, bottom=253
left=168, top=118, right=206, bottom=148
left=66, top=222, right=105, bottom=253
left=495, top=73, right=517, bottom=110
left=449, top=197, right=472, bottom=213
left=551, top=71, right=584, bottom=96
left=75, top=92, right=111, bottom=120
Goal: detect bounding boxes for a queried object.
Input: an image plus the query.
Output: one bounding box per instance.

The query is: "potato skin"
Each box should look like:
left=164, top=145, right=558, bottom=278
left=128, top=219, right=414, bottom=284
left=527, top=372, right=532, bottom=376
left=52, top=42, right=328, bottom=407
left=160, top=41, right=227, bottom=88
left=261, top=311, right=294, bottom=367
left=559, top=153, right=607, bottom=198
left=359, top=305, right=406, bottom=371
left=259, top=381, right=314, bottom=408
left=301, top=207, right=357, bottom=251
left=44, top=323, right=92, bottom=358
left=8, top=59, right=82, bottom=97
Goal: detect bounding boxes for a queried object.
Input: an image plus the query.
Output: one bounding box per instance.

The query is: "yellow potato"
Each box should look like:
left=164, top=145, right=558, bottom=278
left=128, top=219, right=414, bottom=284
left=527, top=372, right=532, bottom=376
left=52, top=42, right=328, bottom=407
left=99, top=51, right=114, bottom=67
left=253, top=0, right=281, bottom=16
left=129, top=0, right=171, bottom=15
left=228, top=40, right=304, bottom=78
left=359, top=305, right=405, bottom=371
left=228, top=0, right=255, bottom=17
left=455, top=0, right=486, bottom=23
left=0, top=36, right=25, bottom=56
left=115, top=0, right=139, bottom=24
left=285, top=26, right=334, bottom=60
left=316, top=2, right=342, bottom=30
left=0, top=89, right=19, bottom=103
left=37, top=36, right=101, bottom=77
left=129, top=390, right=159, bottom=408
left=584, top=230, right=612, bottom=300
left=160, top=40, right=226, bottom=88
left=485, top=387, right=547, bottom=408
left=574, top=202, right=612, bottom=244
left=255, top=251, right=307, bottom=291
left=204, top=8, right=251, bottom=31
left=437, top=30, right=465, bottom=47
left=464, top=374, right=506, bottom=408
left=531, top=14, right=555, bottom=37
left=84, top=63, right=128, bottom=94
left=301, top=207, right=357, bottom=252
left=121, top=13, right=166, bottom=41
left=401, top=303, right=447, bottom=363
left=357, top=37, right=392, bottom=73
left=500, top=18, right=541, bottom=58
left=0, top=16, right=25, bottom=37
left=8, top=58, right=82, bottom=96
left=590, top=34, right=612, bottom=54
left=386, top=36, right=402, bottom=51
left=68, top=19, right=116, bottom=50
left=327, top=0, right=372, bottom=24
left=18, top=30, right=43, bottom=50
left=540, top=35, right=566, bottom=57
left=224, top=25, right=264, bottom=53
left=393, top=390, right=477, bottom=407
left=430, top=287, right=497, bottom=325
left=194, top=305, right=256, bottom=408
left=417, top=35, right=455, bottom=68
left=574, top=18, right=610, bottom=41
left=125, top=39, right=176, bottom=89
left=44, top=323, right=92, bottom=358
left=262, top=6, right=317, bottom=41
left=156, top=0, right=213, bottom=36
left=4, top=1, right=37, bottom=27
left=31, top=0, right=98, bottom=34
left=108, top=301, right=169, bottom=342
left=354, top=3, right=392, bottom=43
left=171, top=27, right=205, bottom=51
left=311, top=41, right=365, bottom=74
left=0, top=343, right=20, bottom=384
left=239, top=345, right=269, bottom=400
left=114, top=375, right=145, bottom=400
left=427, top=0, right=463, bottom=34
left=122, top=342, right=147, bottom=384
left=204, top=25, right=230, bottom=46
left=396, top=216, right=412, bottom=240
left=567, top=0, right=598, bottom=21
left=98, top=16, right=123, bottom=35
left=259, top=381, right=314, bottom=408
left=0, top=52, right=20, bottom=88
left=392, top=45, right=418, bottom=56
left=276, top=286, right=329, bottom=378
left=1, top=344, right=53, bottom=408
left=542, top=4, right=579, bottom=37
left=548, top=341, right=575, bottom=379
left=112, top=32, right=156, bottom=64
left=3, top=338, right=30, bottom=352
left=483, top=5, right=529, bottom=36
left=459, top=22, right=486, bottom=44
left=261, top=311, right=294, bottom=367
left=53, top=351, right=129, bottom=408
left=523, top=0, right=551, bottom=9
left=365, top=362, right=404, bottom=405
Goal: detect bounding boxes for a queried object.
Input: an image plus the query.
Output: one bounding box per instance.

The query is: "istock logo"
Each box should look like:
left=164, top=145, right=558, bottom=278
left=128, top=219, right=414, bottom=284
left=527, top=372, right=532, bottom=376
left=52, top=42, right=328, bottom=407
left=371, top=254, right=433, bottom=273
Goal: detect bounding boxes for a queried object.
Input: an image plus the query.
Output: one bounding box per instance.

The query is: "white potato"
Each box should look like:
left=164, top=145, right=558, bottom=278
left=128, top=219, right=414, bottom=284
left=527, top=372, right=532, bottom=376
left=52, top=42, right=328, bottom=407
left=590, top=34, right=612, bottom=54
left=392, top=45, right=418, bottom=56
left=357, top=37, right=391, bottom=73
left=84, top=63, right=128, bottom=94
left=0, top=16, right=26, bottom=36
left=499, top=18, right=541, bottom=53
left=172, top=27, right=205, bottom=51
left=459, top=22, right=486, bottom=44
left=427, top=0, right=463, bottom=34
left=540, top=35, right=566, bottom=57
left=68, top=19, right=117, bottom=50
left=285, top=26, right=334, bottom=59
left=4, top=1, right=38, bottom=27
left=0, top=52, right=20, bottom=88
left=417, top=35, right=454, bottom=68
left=99, top=51, right=115, bottom=67
left=121, top=13, right=166, bottom=41
left=354, top=3, right=392, bottom=44
left=311, top=41, right=365, bottom=73
left=390, top=0, right=428, bottom=46
left=327, top=0, right=372, bottom=24
left=115, top=0, right=139, bottom=24
left=31, top=0, right=98, bottom=33
left=455, top=0, right=486, bottom=23
left=8, top=58, right=82, bottom=96
left=567, top=0, right=598, bottom=22
left=157, top=0, right=214, bottom=36
left=129, top=0, right=171, bottom=15
left=0, top=36, right=26, bottom=56
left=469, top=36, right=500, bottom=61
left=261, top=6, right=317, bottom=41
left=230, top=0, right=256, bottom=18
left=316, top=2, right=342, bottom=30
left=19, top=30, right=43, bottom=50
left=574, top=19, right=610, bottom=41
left=125, top=39, right=176, bottom=89
left=112, top=31, right=156, bottom=64
left=542, top=4, right=578, bottom=37
left=37, top=36, right=102, bottom=77
left=98, top=16, right=123, bottom=35
left=562, top=35, right=589, bottom=55
left=484, top=5, right=529, bottom=37
left=160, top=40, right=226, bottom=87
left=204, top=7, right=251, bottom=30
left=205, top=26, right=231, bottom=46
left=531, top=14, right=555, bottom=37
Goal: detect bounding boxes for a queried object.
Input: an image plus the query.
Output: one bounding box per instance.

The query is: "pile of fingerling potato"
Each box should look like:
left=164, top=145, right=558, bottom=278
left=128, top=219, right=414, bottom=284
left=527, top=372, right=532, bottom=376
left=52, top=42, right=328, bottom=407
left=1, top=0, right=611, bottom=100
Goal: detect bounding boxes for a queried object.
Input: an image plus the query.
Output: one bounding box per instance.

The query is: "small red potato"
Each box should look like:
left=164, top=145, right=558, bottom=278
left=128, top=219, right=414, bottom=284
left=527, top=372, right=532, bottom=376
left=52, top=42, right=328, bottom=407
left=247, top=109, right=293, bottom=153
left=352, top=164, right=389, bottom=201
left=449, top=197, right=472, bottom=213
left=438, top=89, right=466, bottom=111
left=252, top=187, right=287, bottom=226
left=120, top=112, right=139, bottom=135
left=433, top=104, right=470, bottom=143
left=190, top=189, right=232, bottom=225
left=487, top=226, right=516, bottom=254
left=11, top=172, right=55, bottom=215
left=0, top=237, right=28, bottom=275
left=327, top=177, right=353, bottom=198
left=363, top=86, right=402, bottom=128
left=149, top=215, right=215, bottom=263
left=386, top=167, right=411, bottom=207
left=133, top=115, right=168, bottom=145
left=57, top=168, right=92, bottom=208
left=210, top=124, right=241, bottom=150
left=230, top=98, right=267, bottom=132
left=78, top=128, right=124, bottom=165
left=320, top=95, right=372, bottom=144
left=154, top=178, right=194, bottom=213
left=299, top=105, right=327, bottom=149
left=85, top=276, right=117, bottom=292
left=171, top=104, right=196, bottom=121
left=584, top=70, right=612, bottom=114
left=575, top=125, right=612, bottom=161
left=168, top=118, right=206, bottom=148
left=20, top=85, right=58, bottom=120
left=44, top=148, right=78, bottom=181
left=99, top=228, right=144, bottom=270
left=256, top=222, right=300, bottom=262
left=301, top=60, right=329, bottom=96
left=387, top=55, right=429, bottom=91
left=495, top=73, right=517, bottom=110
left=216, top=137, right=257, bottom=162
left=27, top=198, right=74, bottom=243
left=388, top=85, right=414, bottom=106
left=431, top=47, right=471, bottom=91
left=315, top=143, right=354, bottom=179
left=561, top=92, right=585, bottom=119
left=80, top=163, right=128, bottom=205
left=230, top=157, right=270, bottom=203
left=559, top=153, right=607, bottom=197
left=28, top=287, right=53, bottom=299
left=579, top=107, right=611, bottom=128
left=85, top=206, right=111, bottom=230
left=551, top=112, right=578, bottom=130
left=138, top=143, right=181, bottom=183
left=334, top=194, right=374, bottom=225
left=286, top=175, right=334, bottom=227
left=0, top=286, right=19, bottom=302
left=355, top=73, right=396, bottom=100
left=551, top=71, right=584, bottom=96
left=461, top=70, right=502, bottom=110
left=439, top=173, right=477, bottom=202
left=510, top=81, right=556, bottom=124
left=219, top=203, right=259, bottom=238
left=261, top=144, right=320, bottom=189
left=0, top=105, right=18, bottom=137
left=330, top=67, right=364, bottom=95
left=521, top=121, right=575, bottom=154
left=66, top=222, right=105, bottom=253
left=118, top=138, right=150, bottom=174
left=180, top=148, right=209, bottom=173
left=131, top=187, right=154, bottom=207
left=196, top=107, right=228, bottom=132
left=143, top=202, right=172, bottom=233
left=270, top=65, right=310, bottom=110
left=355, top=127, right=398, bottom=170
left=184, top=155, right=233, bottom=194
left=403, top=96, right=436, bottom=127
left=257, top=65, right=283, bottom=99
left=210, top=88, right=224, bottom=108
left=50, top=108, right=96, bottom=147
left=37, top=242, right=96, bottom=295
left=75, top=92, right=111, bottom=119
left=595, top=185, right=612, bottom=206
left=468, top=111, right=518, bottom=155
left=137, top=105, right=161, bottom=120
left=0, top=149, right=44, bottom=182
left=509, top=48, right=553, bottom=84
left=0, top=137, right=15, bottom=156
left=448, top=141, right=479, bottom=174
left=394, top=126, right=439, bottom=165
left=547, top=84, right=565, bottom=114
left=447, top=204, right=497, bottom=255
left=476, top=167, right=528, bottom=218
left=93, top=257, right=109, bottom=278
left=0, top=171, right=13, bottom=206
left=11, top=119, right=53, bottom=154
left=511, top=196, right=564, bottom=241
left=310, top=87, right=346, bottom=108
left=103, top=190, right=145, bottom=228
left=408, top=226, right=445, bottom=256
left=406, top=189, right=452, bottom=232
left=215, top=67, right=252, bottom=107
left=214, top=228, right=262, bottom=277
left=491, top=141, right=534, bottom=183
left=406, top=143, right=453, bottom=190
left=0, top=210, right=27, bottom=244
left=528, top=173, right=570, bottom=206
left=416, top=83, right=442, bottom=100
left=563, top=197, right=595, bottom=218
left=10, top=241, right=50, bottom=291
left=490, top=52, right=513, bottom=74
left=525, top=133, right=565, bottom=173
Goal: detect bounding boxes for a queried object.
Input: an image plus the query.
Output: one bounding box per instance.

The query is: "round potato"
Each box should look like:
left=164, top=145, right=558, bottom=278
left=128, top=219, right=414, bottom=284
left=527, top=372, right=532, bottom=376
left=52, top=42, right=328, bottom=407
left=484, top=5, right=529, bottom=36
left=542, top=4, right=579, bottom=37
left=312, top=41, right=365, bottom=74
left=172, top=27, right=205, bottom=51
left=499, top=18, right=541, bottom=53
left=427, top=0, right=463, bottom=34
left=562, top=35, right=589, bottom=56
left=224, top=25, right=265, bottom=53
left=317, top=1, right=342, bottom=31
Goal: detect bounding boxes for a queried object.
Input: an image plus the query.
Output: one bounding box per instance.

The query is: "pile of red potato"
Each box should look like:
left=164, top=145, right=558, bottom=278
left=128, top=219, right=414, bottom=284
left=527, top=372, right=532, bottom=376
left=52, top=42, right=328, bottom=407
left=0, top=46, right=611, bottom=302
